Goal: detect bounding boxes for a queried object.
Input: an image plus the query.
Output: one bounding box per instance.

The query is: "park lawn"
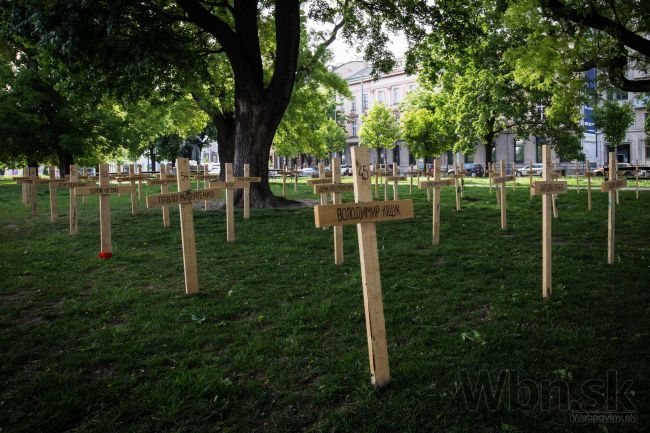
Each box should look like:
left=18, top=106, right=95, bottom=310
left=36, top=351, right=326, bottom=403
left=0, top=179, right=648, bottom=433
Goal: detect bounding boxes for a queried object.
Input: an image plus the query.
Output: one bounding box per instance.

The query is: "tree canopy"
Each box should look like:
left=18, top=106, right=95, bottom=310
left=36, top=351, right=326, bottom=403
left=359, top=104, right=400, bottom=153
left=592, top=100, right=635, bottom=149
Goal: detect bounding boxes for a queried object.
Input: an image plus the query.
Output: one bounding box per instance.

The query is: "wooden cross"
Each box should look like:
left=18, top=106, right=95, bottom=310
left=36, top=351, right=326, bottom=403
left=275, top=163, right=295, bottom=198
left=528, top=159, right=534, bottom=199
left=51, top=165, right=93, bottom=234
left=293, top=162, right=299, bottom=192
left=551, top=167, right=561, bottom=218
left=312, top=157, right=354, bottom=264
left=16, top=167, right=50, bottom=216
left=19, top=166, right=30, bottom=206
left=234, top=163, right=261, bottom=220
left=314, top=146, right=414, bottom=387
left=454, top=155, right=465, bottom=199
left=146, top=158, right=222, bottom=294
left=452, top=162, right=464, bottom=210
left=531, top=144, right=568, bottom=298
left=147, top=164, right=176, bottom=227
left=584, top=160, right=593, bottom=210
left=47, top=166, right=62, bottom=223
left=208, top=163, right=249, bottom=242
left=116, top=164, right=145, bottom=215
left=490, top=160, right=515, bottom=229
left=601, top=152, right=627, bottom=265
left=634, top=160, right=640, bottom=200
left=419, top=157, right=454, bottom=244
left=74, top=164, right=132, bottom=258
left=384, top=164, right=405, bottom=200
left=405, top=165, right=420, bottom=194
left=574, top=160, right=581, bottom=194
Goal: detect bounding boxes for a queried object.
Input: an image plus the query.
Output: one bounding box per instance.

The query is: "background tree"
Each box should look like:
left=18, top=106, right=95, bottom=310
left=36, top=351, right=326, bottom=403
left=359, top=104, right=400, bottom=166
left=400, top=106, right=454, bottom=160
left=592, top=100, right=635, bottom=152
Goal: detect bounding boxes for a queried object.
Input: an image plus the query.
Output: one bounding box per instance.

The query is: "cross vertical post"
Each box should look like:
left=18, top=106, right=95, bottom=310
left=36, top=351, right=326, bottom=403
left=575, top=160, right=580, bottom=194
left=48, top=166, right=58, bottom=222
left=529, top=159, right=534, bottom=199
left=204, top=163, right=210, bottom=211
left=500, top=160, right=507, bottom=229
left=418, top=158, right=454, bottom=244
left=226, top=163, right=235, bottom=242
left=161, top=164, right=171, bottom=227
left=635, top=160, right=639, bottom=200
left=542, top=145, right=553, bottom=298
left=30, top=167, right=38, bottom=216
left=68, top=165, right=80, bottom=234
left=129, top=164, right=138, bottom=215
left=282, top=162, right=287, bottom=198
left=332, top=157, right=344, bottom=264
left=137, top=164, right=143, bottom=200
left=585, top=160, right=593, bottom=210
left=177, top=158, right=199, bottom=293
left=244, top=164, right=251, bottom=219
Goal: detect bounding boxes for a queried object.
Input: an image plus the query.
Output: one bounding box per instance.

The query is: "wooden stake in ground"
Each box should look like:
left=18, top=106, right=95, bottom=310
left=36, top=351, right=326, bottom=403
left=455, top=155, right=465, bottom=198
left=47, top=166, right=60, bottom=223
left=453, top=163, right=464, bottom=211
left=585, top=160, right=593, bottom=211
left=425, top=165, right=432, bottom=202
left=313, top=157, right=353, bottom=264
left=116, top=164, right=144, bottom=215
left=234, top=164, right=261, bottom=220
left=385, top=164, right=405, bottom=200
left=491, top=160, right=515, bottom=229
left=419, top=158, right=454, bottom=244
left=293, top=163, right=299, bottom=192
left=406, top=165, right=418, bottom=194
left=75, top=164, right=132, bottom=258
left=51, top=165, right=92, bottom=234
left=137, top=164, right=143, bottom=200
left=146, top=165, right=177, bottom=227
left=635, top=160, right=640, bottom=200
left=551, top=167, right=561, bottom=218
left=208, top=165, right=251, bottom=242
left=529, top=159, right=534, bottom=199
left=314, top=146, right=414, bottom=387
left=601, top=152, right=627, bottom=265
left=20, top=166, right=29, bottom=206
left=575, top=160, right=580, bottom=194
left=16, top=167, right=49, bottom=216
left=146, top=158, right=222, bottom=294
left=531, top=145, right=568, bottom=298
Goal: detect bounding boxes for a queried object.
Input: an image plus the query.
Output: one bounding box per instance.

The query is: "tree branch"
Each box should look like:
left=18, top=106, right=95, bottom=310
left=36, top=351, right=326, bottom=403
left=541, top=0, right=650, bottom=56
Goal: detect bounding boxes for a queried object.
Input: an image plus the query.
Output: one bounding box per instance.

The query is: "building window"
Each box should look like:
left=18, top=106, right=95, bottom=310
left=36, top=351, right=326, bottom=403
left=377, top=90, right=385, bottom=104
left=644, top=140, right=649, bottom=164
left=607, top=89, right=628, bottom=101
left=392, top=87, right=400, bottom=105
left=351, top=98, right=356, bottom=112
left=351, top=121, right=357, bottom=137
left=408, top=84, right=416, bottom=93
left=492, top=147, right=497, bottom=163
left=535, top=136, right=546, bottom=162
left=515, top=139, right=525, bottom=163
left=362, top=93, right=368, bottom=110
left=465, top=154, right=474, bottom=163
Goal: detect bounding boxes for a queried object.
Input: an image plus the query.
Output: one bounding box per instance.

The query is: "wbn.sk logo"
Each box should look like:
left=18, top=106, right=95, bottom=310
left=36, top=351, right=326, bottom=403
left=458, top=370, right=637, bottom=423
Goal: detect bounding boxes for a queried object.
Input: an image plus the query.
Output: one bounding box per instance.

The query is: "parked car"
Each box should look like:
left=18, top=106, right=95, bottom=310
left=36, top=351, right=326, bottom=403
left=593, top=163, right=647, bottom=177
left=516, top=163, right=543, bottom=177
left=298, top=167, right=317, bottom=177
left=448, top=163, right=484, bottom=177
left=341, top=164, right=352, bottom=176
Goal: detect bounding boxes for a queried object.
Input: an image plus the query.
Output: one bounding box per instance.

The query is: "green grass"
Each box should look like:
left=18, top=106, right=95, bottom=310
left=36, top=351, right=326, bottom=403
left=0, top=179, right=648, bottom=432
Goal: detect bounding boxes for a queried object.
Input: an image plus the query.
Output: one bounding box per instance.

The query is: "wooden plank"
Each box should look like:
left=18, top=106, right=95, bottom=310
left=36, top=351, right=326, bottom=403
left=500, top=160, right=507, bottom=229
left=75, top=186, right=133, bottom=196
left=129, top=164, right=137, bottom=215
left=98, top=164, right=112, bottom=256
left=319, top=162, right=327, bottom=208
left=607, top=152, right=616, bottom=265
left=531, top=181, right=568, bottom=195
left=315, top=199, right=414, bottom=228
left=207, top=180, right=250, bottom=189
left=419, top=179, right=454, bottom=188
left=137, top=164, right=143, bottom=200
left=306, top=178, right=330, bottom=186
left=351, top=146, right=390, bottom=388
left=243, top=164, right=251, bottom=219
left=69, top=165, right=79, bottom=235
left=332, top=158, right=344, bottom=265
left=146, top=188, right=222, bottom=208
left=30, top=167, right=38, bottom=216
left=53, top=181, right=91, bottom=189
left=432, top=158, right=441, bottom=245
left=48, top=166, right=58, bottom=223
left=226, top=163, right=235, bottom=242
left=600, top=179, right=627, bottom=192
left=314, top=183, right=354, bottom=194
left=542, top=145, right=552, bottom=298
left=161, top=164, right=171, bottom=227
left=177, top=158, right=199, bottom=294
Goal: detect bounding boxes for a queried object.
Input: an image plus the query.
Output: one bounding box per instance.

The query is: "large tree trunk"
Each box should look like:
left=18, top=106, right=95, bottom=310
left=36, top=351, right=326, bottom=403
left=484, top=117, right=497, bottom=165
left=213, top=113, right=235, bottom=181
left=57, top=151, right=74, bottom=176
left=149, top=145, right=156, bottom=172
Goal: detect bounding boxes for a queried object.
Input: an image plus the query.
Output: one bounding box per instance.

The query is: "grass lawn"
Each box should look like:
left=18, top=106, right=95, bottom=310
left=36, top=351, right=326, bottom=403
left=0, top=178, right=648, bottom=432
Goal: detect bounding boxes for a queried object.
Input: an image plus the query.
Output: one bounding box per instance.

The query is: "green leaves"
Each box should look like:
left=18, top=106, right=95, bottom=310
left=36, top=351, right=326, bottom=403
left=358, top=104, right=400, bottom=151
left=592, top=101, right=635, bottom=149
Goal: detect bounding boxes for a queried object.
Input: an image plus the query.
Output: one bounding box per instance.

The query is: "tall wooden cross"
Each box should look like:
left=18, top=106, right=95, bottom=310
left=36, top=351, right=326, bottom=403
left=634, top=160, right=640, bottom=200
left=16, top=167, right=49, bottom=216
left=601, top=152, right=627, bottom=265
left=51, top=165, right=92, bottom=234
left=275, top=163, right=295, bottom=198
left=405, top=165, right=420, bottom=195
left=314, top=146, right=414, bottom=387
left=74, top=164, right=132, bottom=258
left=385, top=164, right=405, bottom=200
left=116, top=164, right=144, bottom=215
left=208, top=163, right=249, bottom=242
left=313, top=157, right=354, bottom=264
left=146, top=164, right=177, bottom=227
left=146, top=158, right=223, bottom=294
left=47, top=166, right=62, bottom=223
left=419, top=158, right=454, bottom=244
left=531, top=144, right=568, bottom=298
left=491, top=160, right=515, bottom=229
left=234, top=163, right=261, bottom=220
left=585, top=160, right=594, bottom=210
